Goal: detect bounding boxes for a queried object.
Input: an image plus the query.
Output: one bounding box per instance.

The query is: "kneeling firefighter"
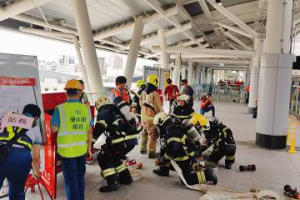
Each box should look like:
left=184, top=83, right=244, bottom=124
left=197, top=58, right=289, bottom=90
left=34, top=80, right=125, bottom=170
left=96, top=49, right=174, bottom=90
left=93, top=96, right=140, bottom=192
left=152, top=112, right=218, bottom=185
left=191, top=114, right=236, bottom=169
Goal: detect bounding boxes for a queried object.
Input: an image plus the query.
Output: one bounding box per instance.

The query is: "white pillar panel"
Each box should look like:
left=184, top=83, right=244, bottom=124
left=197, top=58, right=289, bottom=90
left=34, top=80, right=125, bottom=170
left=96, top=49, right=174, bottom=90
left=256, top=54, right=293, bottom=139
left=248, top=67, right=259, bottom=109
left=248, top=38, right=264, bottom=112
left=158, top=29, right=169, bottom=69
left=256, top=0, right=294, bottom=149
left=124, top=17, right=145, bottom=88
left=264, top=0, right=293, bottom=54
left=71, top=0, right=104, bottom=100
left=200, top=67, right=205, bottom=84
left=173, top=54, right=181, bottom=86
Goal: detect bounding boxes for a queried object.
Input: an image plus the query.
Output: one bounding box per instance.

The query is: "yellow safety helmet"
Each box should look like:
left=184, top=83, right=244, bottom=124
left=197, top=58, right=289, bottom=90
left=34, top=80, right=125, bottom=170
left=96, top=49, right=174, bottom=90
left=64, top=79, right=83, bottom=90
left=95, top=96, right=110, bottom=110
left=177, top=94, right=189, bottom=103
left=153, top=112, right=169, bottom=126
left=136, top=80, right=145, bottom=89
left=147, top=74, right=159, bottom=87
left=190, top=113, right=210, bottom=132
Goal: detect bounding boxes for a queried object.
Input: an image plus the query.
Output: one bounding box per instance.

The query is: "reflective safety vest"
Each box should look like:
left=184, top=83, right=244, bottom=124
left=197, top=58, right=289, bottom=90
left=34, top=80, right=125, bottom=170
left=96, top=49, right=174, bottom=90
left=0, top=126, right=32, bottom=151
left=57, top=102, right=91, bottom=158
left=111, top=88, right=130, bottom=103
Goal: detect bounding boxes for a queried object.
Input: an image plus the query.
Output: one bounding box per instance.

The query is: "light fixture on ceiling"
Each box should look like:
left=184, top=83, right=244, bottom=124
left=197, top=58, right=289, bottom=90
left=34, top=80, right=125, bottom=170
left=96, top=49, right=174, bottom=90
left=216, top=0, right=222, bottom=5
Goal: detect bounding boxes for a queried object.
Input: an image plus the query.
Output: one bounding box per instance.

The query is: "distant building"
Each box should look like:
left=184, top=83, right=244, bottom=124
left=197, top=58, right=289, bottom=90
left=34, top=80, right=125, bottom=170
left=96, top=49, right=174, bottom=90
left=59, top=55, right=75, bottom=65
left=98, top=57, right=107, bottom=76
left=39, top=70, right=79, bottom=93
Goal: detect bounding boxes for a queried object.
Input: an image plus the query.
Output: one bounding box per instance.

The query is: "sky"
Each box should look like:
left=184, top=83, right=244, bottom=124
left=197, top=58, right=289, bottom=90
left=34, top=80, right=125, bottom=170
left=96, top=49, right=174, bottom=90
left=0, top=28, right=157, bottom=69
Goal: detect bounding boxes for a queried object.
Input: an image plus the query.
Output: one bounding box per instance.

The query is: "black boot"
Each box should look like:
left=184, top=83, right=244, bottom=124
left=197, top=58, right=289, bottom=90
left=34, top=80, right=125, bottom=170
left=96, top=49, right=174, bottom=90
left=153, top=167, right=169, bottom=177
left=203, top=168, right=218, bottom=185
left=119, top=169, right=133, bottom=185
left=225, top=163, right=232, bottom=169
left=99, top=175, right=120, bottom=193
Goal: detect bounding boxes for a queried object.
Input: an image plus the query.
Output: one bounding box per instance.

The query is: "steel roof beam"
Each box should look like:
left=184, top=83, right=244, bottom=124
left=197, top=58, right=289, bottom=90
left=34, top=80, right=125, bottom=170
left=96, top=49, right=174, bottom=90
left=198, top=0, right=220, bottom=36
left=174, top=1, right=212, bottom=45
left=139, top=22, right=193, bottom=46
left=144, top=0, right=203, bottom=47
left=222, top=30, right=252, bottom=51
left=94, top=7, right=178, bottom=40
left=190, top=58, right=251, bottom=65
left=0, top=0, right=53, bottom=21
left=215, top=21, right=253, bottom=39
left=206, top=0, right=257, bottom=37
left=153, top=46, right=256, bottom=57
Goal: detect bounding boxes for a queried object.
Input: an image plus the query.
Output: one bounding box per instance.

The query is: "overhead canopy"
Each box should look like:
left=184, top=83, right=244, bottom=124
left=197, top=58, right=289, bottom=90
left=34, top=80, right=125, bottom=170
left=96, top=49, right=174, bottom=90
left=0, top=0, right=298, bottom=68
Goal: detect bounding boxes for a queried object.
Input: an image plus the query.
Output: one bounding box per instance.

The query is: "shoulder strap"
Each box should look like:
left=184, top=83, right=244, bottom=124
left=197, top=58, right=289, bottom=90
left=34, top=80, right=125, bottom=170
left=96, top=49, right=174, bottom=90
left=6, top=128, right=28, bottom=147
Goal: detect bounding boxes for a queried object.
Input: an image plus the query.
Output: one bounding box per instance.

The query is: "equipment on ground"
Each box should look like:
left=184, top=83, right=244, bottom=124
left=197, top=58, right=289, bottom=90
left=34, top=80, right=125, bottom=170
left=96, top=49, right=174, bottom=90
left=239, top=165, right=256, bottom=172
left=284, top=185, right=300, bottom=199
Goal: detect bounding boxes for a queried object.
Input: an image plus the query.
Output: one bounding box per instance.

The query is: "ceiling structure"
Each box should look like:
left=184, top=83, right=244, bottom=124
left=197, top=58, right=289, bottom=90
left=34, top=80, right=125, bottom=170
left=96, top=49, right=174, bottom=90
left=0, top=0, right=299, bottom=69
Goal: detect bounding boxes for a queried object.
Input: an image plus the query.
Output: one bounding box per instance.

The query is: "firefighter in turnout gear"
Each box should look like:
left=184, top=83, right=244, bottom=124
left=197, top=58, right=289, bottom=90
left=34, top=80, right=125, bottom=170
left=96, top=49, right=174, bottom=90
left=140, top=74, right=163, bottom=158
left=152, top=112, right=218, bottom=186
left=94, top=96, right=139, bottom=193
left=131, top=79, right=146, bottom=121
left=191, top=114, right=236, bottom=169
left=171, top=94, right=195, bottom=122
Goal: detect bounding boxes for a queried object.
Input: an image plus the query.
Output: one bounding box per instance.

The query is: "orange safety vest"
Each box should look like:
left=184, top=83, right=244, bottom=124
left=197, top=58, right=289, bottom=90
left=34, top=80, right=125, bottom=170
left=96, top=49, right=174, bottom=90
left=111, top=88, right=130, bottom=103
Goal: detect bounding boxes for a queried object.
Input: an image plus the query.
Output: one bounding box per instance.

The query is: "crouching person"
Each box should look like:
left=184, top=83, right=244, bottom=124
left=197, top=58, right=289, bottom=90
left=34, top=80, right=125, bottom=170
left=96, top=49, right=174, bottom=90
left=190, top=114, right=236, bottom=169
left=94, top=96, right=138, bottom=192
left=152, top=112, right=217, bottom=186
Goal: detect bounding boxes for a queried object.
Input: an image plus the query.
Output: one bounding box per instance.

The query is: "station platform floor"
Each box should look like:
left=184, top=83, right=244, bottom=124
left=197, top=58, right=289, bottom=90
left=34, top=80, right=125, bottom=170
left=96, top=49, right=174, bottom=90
left=23, top=102, right=300, bottom=200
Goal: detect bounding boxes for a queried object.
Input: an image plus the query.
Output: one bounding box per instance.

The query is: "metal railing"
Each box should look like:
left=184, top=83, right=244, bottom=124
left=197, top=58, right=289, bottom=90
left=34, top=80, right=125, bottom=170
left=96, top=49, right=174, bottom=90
left=290, top=86, right=300, bottom=115
left=191, top=84, right=246, bottom=104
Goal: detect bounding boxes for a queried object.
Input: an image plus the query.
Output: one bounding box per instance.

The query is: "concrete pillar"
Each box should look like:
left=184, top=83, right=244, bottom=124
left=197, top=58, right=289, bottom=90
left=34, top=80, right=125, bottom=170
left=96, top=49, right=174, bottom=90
left=73, top=38, right=92, bottom=100
left=194, top=65, right=200, bottom=84
left=158, top=29, right=169, bottom=69
left=256, top=0, right=294, bottom=149
left=210, top=69, right=214, bottom=83
left=124, top=17, right=144, bottom=88
left=71, top=0, right=104, bottom=100
left=173, top=54, right=181, bottom=86
left=200, top=67, right=205, bottom=84
left=248, top=38, right=264, bottom=113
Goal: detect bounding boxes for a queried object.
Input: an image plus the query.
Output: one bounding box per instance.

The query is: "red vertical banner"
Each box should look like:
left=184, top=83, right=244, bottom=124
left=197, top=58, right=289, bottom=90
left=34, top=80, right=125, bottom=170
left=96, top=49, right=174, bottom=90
left=41, top=114, right=57, bottom=199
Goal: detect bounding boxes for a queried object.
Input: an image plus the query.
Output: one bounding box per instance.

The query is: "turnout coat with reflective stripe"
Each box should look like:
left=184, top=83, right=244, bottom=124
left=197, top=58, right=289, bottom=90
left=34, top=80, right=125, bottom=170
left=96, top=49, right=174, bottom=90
left=140, top=89, right=163, bottom=125
left=57, top=102, right=91, bottom=158
left=162, top=125, right=196, bottom=162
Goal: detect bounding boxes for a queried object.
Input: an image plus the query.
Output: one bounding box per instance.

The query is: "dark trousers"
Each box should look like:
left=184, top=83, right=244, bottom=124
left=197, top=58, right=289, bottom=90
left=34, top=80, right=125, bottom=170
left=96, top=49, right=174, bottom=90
left=246, top=92, right=249, bottom=104
left=0, top=148, right=32, bottom=200
left=207, top=145, right=236, bottom=165
left=97, top=144, right=134, bottom=181
left=200, top=105, right=215, bottom=117
left=160, top=159, right=202, bottom=185
left=61, top=155, right=86, bottom=200
left=253, top=107, right=258, bottom=118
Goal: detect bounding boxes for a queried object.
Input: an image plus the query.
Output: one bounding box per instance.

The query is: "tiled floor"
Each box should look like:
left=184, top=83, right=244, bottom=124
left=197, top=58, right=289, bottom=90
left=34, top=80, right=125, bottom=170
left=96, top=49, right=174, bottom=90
left=13, top=102, right=300, bottom=199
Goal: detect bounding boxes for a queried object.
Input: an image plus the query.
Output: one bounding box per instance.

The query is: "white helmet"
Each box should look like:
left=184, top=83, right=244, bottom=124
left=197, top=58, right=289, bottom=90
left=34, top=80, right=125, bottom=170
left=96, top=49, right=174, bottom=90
left=95, top=96, right=110, bottom=110
left=177, top=94, right=189, bottom=103
left=153, top=112, right=168, bottom=126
